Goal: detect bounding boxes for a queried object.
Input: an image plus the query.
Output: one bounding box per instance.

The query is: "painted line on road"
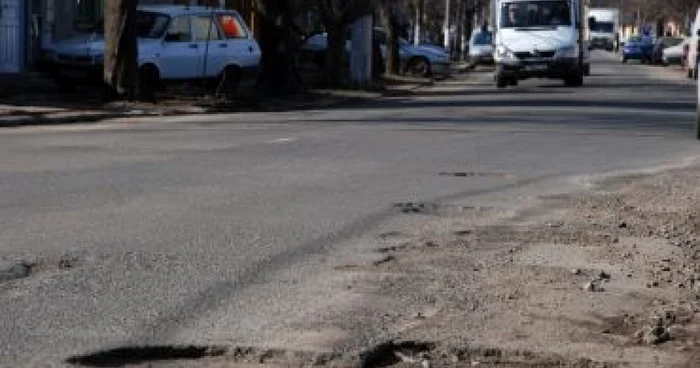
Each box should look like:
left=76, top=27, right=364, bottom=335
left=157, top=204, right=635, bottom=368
left=265, top=137, right=298, bottom=144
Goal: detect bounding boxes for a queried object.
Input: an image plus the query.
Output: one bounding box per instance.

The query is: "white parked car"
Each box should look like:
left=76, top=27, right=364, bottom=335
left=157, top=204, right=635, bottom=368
left=302, top=29, right=451, bottom=77
left=40, top=5, right=261, bottom=96
left=662, top=38, right=689, bottom=66
left=468, top=28, right=494, bottom=68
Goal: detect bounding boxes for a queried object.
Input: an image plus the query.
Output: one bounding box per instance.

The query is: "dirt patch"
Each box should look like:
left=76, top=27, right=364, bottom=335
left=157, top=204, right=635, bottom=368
left=337, top=165, right=700, bottom=367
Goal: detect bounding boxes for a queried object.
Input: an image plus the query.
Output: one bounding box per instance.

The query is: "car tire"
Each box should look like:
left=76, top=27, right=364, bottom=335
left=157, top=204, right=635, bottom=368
left=509, top=78, right=518, bottom=86
left=139, top=65, right=159, bottom=102
left=407, top=57, right=432, bottom=78
left=564, top=70, right=584, bottom=87
left=218, top=65, right=241, bottom=99
left=622, top=57, right=627, bottom=64
left=54, top=77, right=77, bottom=93
left=583, top=64, right=591, bottom=76
left=496, top=76, right=508, bottom=89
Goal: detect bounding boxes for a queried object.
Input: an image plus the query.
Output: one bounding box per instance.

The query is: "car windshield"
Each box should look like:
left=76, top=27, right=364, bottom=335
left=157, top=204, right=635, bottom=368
left=663, top=38, right=684, bottom=47
left=501, top=0, right=571, bottom=28
left=591, top=22, right=614, bottom=33
left=472, top=32, right=492, bottom=45
left=92, top=11, right=169, bottom=38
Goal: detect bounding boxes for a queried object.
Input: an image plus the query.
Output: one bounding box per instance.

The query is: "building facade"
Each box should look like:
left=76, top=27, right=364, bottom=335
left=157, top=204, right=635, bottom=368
left=0, top=0, right=257, bottom=73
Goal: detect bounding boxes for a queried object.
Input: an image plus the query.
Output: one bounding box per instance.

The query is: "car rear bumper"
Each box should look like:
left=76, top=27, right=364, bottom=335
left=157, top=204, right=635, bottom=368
left=39, top=59, right=103, bottom=84
left=623, top=51, right=643, bottom=59
left=469, top=53, right=494, bottom=65
left=496, top=58, right=579, bottom=79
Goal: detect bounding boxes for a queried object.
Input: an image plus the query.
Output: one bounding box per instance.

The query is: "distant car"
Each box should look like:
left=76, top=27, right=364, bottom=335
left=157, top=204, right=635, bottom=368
left=40, top=5, right=261, bottom=97
left=301, top=29, right=451, bottom=77
left=651, top=37, right=684, bottom=65
left=622, top=36, right=654, bottom=63
left=468, top=29, right=493, bottom=67
left=662, top=38, right=689, bottom=66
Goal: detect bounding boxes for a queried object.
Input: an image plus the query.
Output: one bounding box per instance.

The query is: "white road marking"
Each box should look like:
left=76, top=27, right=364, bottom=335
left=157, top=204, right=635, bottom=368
left=265, top=137, right=298, bottom=144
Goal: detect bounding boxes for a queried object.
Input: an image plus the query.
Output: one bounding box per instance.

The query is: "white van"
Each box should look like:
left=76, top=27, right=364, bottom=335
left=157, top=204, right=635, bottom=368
left=687, top=8, right=700, bottom=79
left=491, top=0, right=590, bottom=88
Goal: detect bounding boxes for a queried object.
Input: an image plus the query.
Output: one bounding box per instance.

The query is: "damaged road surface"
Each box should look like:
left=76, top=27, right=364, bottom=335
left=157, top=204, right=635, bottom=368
left=1, top=54, right=700, bottom=367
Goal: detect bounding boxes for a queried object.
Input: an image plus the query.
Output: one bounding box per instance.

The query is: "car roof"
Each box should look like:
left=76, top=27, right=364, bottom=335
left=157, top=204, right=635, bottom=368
left=137, top=5, right=240, bottom=17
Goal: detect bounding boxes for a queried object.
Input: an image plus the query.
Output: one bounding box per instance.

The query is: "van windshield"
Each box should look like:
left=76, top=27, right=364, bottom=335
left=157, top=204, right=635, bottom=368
left=591, top=22, right=614, bottom=33
left=501, top=0, right=571, bottom=28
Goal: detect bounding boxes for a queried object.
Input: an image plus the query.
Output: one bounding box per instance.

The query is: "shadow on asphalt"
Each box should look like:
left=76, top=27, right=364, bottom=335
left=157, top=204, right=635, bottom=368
left=358, top=97, right=695, bottom=111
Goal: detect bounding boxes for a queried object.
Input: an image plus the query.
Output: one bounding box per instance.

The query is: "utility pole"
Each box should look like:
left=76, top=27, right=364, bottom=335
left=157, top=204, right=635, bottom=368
left=350, top=14, right=373, bottom=87
left=444, top=0, right=451, bottom=51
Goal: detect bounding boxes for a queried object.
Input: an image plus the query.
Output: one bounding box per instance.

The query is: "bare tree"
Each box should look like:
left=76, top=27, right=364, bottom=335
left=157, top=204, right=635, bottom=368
left=103, top=0, right=138, bottom=101
left=253, top=0, right=308, bottom=94
left=379, top=0, right=402, bottom=75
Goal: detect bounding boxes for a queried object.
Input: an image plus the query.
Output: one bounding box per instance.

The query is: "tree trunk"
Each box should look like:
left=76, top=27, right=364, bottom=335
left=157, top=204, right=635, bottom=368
left=254, top=0, right=301, bottom=95
left=381, top=3, right=401, bottom=75
left=414, top=0, right=423, bottom=45
left=103, top=0, right=138, bottom=101
left=326, top=22, right=348, bottom=86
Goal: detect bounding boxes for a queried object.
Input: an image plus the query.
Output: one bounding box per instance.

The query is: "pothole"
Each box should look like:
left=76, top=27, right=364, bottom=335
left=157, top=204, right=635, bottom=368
left=0, top=260, right=34, bottom=282
left=393, top=202, right=495, bottom=216
left=439, top=171, right=510, bottom=178
left=360, top=341, right=434, bottom=368
left=66, top=345, right=227, bottom=367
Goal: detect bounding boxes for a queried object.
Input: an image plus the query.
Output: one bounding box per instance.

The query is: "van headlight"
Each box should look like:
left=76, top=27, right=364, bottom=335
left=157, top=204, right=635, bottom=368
left=496, top=45, right=515, bottom=60
left=556, top=46, right=577, bottom=58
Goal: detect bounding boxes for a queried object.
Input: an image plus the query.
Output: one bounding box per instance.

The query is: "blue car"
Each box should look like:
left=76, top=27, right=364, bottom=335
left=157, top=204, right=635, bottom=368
left=622, top=36, right=654, bottom=63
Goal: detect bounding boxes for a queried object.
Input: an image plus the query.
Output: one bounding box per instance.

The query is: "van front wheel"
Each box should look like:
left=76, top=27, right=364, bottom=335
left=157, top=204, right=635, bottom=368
left=564, top=71, right=584, bottom=87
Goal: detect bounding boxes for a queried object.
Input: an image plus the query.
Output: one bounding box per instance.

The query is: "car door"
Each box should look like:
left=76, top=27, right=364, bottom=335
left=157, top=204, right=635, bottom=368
left=159, top=15, right=201, bottom=79
left=218, top=12, right=260, bottom=70
left=191, top=13, right=226, bottom=78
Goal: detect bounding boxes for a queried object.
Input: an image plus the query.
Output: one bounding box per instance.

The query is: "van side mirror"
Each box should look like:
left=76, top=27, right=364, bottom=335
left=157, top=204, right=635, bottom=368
left=588, top=17, right=596, bottom=30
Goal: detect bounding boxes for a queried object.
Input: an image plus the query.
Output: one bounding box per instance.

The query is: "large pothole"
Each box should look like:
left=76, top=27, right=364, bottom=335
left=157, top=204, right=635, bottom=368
left=66, top=345, right=227, bottom=367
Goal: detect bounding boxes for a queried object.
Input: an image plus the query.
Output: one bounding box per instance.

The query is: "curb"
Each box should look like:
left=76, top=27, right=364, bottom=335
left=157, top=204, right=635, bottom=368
left=0, top=83, right=428, bottom=128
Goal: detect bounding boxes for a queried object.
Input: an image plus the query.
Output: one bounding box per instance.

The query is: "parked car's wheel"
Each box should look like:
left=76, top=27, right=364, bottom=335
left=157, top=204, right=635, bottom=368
left=139, top=64, right=159, bottom=101
left=218, top=65, right=241, bottom=99
left=54, top=77, right=77, bottom=93
left=622, top=57, right=627, bottom=64
left=583, top=63, right=591, bottom=76
left=407, top=57, right=431, bottom=77
left=564, top=70, right=584, bottom=87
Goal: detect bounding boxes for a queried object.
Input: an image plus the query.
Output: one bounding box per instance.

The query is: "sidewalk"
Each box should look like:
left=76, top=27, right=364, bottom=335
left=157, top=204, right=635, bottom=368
left=0, top=73, right=433, bottom=128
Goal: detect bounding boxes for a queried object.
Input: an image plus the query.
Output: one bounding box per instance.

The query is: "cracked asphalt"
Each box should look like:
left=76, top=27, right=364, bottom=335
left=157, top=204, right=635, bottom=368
left=0, top=52, right=698, bottom=367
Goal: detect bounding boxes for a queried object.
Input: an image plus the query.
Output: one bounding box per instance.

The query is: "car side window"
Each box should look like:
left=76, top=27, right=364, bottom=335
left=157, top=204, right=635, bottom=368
left=165, top=16, right=191, bottom=42
left=192, top=15, right=224, bottom=41
left=219, top=14, right=247, bottom=39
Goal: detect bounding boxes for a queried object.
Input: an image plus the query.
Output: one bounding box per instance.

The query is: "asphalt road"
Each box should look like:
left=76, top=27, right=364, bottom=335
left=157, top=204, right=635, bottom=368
left=1, top=51, right=699, bottom=366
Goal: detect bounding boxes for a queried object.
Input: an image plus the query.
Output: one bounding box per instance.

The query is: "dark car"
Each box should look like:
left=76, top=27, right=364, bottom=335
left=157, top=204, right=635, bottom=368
left=651, top=37, right=684, bottom=65
left=622, top=36, right=654, bottom=63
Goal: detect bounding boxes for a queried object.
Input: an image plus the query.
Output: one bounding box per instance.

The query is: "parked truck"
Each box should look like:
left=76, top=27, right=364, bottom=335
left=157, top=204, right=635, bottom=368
left=491, top=0, right=591, bottom=88
left=587, top=8, right=619, bottom=51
